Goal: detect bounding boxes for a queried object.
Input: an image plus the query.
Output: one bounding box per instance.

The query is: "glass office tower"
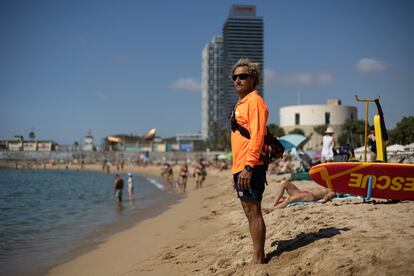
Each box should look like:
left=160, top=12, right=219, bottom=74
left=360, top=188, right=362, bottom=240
left=222, top=4, right=264, bottom=129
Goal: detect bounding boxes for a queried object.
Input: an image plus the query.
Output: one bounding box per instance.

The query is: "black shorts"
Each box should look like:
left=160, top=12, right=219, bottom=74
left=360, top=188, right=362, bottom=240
left=233, top=165, right=266, bottom=202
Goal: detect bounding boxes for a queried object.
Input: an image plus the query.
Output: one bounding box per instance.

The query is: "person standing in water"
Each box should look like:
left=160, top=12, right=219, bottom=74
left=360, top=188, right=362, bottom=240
left=127, top=172, right=134, bottom=200
left=114, top=174, right=124, bottom=202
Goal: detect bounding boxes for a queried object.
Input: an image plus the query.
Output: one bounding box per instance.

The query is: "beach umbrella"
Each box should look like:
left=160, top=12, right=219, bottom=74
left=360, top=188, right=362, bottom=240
left=354, top=146, right=366, bottom=153
left=217, top=154, right=227, bottom=160
left=387, top=144, right=406, bottom=152
left=279, top=134, right=307, bottom=151
left=404, top=143, right=414, bottom=152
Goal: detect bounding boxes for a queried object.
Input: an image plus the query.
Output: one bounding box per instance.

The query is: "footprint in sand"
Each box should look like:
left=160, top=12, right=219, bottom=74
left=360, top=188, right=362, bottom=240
left=175, top=244, right=185, bottom=250
left=205, top=195, right=219, bottom=200
left=161, top=251, right=176, bottom=260
left=199, top=215, right=213, bottom=221
left=217, top=258, right=231, bottom=268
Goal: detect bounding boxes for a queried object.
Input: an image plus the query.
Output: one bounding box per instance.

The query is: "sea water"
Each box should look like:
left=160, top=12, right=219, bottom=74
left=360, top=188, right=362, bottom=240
left=0, top=169, right=179, bottom=276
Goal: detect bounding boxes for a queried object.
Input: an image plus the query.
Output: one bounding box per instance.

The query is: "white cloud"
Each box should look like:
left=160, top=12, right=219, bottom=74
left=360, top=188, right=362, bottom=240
left=355, top=58, right=387, bottom=73
left=170, top=78, right=201, bottom=92
left=317, top=73, right=334, bottom=84
left=264, top=69, right=333, bottom=86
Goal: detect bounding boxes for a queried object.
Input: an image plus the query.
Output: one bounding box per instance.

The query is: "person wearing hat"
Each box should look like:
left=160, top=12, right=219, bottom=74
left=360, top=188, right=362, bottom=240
left=127, top=172, right=134, bottom=200
left=321, top=126, right=336, bottom=163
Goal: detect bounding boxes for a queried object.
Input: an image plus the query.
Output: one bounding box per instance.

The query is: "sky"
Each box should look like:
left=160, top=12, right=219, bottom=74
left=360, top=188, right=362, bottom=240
left=1, top=0, right=413, bottom=145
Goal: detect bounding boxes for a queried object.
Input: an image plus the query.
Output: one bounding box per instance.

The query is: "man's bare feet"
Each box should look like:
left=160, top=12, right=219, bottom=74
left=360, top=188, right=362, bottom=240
left=250, top=258, right=265, bottom=265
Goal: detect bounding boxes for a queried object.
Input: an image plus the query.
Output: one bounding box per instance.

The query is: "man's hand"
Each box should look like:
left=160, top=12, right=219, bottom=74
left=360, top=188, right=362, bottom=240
left=238, top=169, right=253, bottom=190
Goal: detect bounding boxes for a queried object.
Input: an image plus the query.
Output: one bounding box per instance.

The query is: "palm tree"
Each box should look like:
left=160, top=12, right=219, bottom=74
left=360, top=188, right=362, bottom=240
left=288, top=128, right=305, bottom=136
left=268, top=123, right=285, bottom=137
left=338, top=119, right=366, bottom=147
left=29, top=129, right=36, bottom=140
left=389, top=116, right=414, bottom=144
left=313, top=124, right=328, bottom=136
left=207, top=122, right=230, bottom=151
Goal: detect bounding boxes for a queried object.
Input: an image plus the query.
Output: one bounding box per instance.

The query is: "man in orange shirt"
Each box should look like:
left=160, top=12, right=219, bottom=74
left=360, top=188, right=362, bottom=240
left=230, top=58, right=269, bottom=264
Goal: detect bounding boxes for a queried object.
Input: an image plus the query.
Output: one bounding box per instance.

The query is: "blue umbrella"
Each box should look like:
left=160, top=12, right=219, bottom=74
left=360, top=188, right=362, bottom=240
left=279, top=134, right=307, bottom=151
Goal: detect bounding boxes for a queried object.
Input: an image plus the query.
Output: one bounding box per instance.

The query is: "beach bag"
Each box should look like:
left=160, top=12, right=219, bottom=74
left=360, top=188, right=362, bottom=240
left=231, top=112, right=284, bottom=170
left=261, top=127, right=285, bottom=168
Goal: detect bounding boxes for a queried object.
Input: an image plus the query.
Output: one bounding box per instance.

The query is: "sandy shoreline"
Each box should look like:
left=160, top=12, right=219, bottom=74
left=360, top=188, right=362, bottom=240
left=46, top=165, right=414, bottom=275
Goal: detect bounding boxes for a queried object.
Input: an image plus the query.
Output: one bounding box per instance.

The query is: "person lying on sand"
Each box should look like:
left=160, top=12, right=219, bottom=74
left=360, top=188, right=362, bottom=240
left=272, top=179, right=336, bottom=208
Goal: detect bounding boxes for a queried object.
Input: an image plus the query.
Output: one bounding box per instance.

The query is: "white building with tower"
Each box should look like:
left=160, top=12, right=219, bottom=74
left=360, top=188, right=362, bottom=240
left=83, top=132, right=95, bottom=151
left=280, top=99, right=357, bottom=149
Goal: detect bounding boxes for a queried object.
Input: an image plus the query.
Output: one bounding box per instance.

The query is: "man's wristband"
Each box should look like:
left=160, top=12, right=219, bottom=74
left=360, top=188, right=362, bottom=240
left=245, top=165, right=253, bottom=172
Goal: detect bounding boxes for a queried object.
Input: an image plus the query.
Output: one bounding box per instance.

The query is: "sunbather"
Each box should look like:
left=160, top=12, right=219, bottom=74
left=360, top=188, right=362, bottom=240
left=267, top=152, right=294, bottom=175
left=272, top=179, right=336, bottom=208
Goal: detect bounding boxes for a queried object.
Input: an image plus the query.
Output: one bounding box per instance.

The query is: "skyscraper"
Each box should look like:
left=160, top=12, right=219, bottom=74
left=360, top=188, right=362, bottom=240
left=201, top=4, right=263, bottom=141
left=222, top=4, right=264, bottom=128
left=201, top=36, right=223, bottom=140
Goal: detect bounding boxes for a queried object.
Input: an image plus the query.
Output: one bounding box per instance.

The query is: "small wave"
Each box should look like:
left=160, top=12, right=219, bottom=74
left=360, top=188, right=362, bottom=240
left=146, top=178, right=165, bottom=191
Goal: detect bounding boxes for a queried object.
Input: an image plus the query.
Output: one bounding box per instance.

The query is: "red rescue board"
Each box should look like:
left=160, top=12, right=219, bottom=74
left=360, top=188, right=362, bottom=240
left=309, top=162, right=414, bottom=200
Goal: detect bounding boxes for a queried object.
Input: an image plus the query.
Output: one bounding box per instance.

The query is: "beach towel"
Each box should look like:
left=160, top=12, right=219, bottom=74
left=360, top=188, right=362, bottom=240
left=284, top=194, right=360, bottom=208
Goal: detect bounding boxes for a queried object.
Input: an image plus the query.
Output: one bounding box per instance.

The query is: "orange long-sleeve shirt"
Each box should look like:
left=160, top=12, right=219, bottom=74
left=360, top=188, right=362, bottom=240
left=231, top=90, right=269, bottom=174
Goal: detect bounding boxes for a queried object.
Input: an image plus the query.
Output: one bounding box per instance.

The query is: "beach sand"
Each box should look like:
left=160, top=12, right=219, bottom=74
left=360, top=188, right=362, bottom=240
left=48, top=165, right=414, bottom=275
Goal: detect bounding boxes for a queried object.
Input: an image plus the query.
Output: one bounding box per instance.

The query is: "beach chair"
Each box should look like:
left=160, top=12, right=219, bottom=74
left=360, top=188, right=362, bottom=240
left=289, top=148, right=318, bottom=180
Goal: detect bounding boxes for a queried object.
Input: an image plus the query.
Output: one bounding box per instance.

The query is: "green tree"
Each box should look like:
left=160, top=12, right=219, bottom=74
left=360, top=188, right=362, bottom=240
left=389, top=116, right=414, bottom=145
left=28, top=130, right=36, bottom=140
left=313, top=125, right=328, bottom=136
left=207, top=122, right=231, bottom=151
left=338, top=119, right=366, bottom=147
left=73, top=141, right=79, bottom=151
left=268, top=123, right=285, bottom=137
left=288, top=128, right=305, bottom=136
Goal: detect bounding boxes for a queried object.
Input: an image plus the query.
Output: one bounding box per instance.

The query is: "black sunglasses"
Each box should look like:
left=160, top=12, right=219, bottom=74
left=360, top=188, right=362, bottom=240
left=232, top=73, right=250, bottom=81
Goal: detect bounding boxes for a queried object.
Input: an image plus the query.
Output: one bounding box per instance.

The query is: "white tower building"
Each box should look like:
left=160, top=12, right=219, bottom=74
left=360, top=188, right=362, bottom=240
left=280, top=99, right=358, bottom=149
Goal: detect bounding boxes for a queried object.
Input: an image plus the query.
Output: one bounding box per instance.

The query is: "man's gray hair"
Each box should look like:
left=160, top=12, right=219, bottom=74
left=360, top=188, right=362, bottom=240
left=231, top=58, right=261, bottom=88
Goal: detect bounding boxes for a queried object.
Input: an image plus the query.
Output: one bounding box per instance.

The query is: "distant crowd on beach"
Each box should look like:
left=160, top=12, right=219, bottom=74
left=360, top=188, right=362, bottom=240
left=158, top=157, right=221, bottom=193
